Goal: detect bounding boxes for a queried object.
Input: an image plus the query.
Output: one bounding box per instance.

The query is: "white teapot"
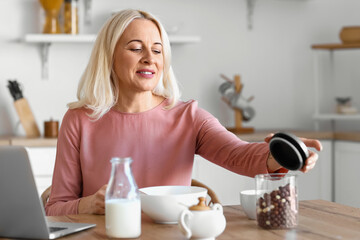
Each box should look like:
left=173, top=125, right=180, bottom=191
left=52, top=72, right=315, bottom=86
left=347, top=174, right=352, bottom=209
left=178, top=197, right=226, bottom=240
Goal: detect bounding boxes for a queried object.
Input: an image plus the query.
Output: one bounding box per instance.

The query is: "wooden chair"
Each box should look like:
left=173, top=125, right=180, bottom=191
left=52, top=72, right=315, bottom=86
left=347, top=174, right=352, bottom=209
left=40, top=179, right=220, bottom=208
left=191, top=179, right=221, bottom=205
left=41, top=185, right=51, bottom=208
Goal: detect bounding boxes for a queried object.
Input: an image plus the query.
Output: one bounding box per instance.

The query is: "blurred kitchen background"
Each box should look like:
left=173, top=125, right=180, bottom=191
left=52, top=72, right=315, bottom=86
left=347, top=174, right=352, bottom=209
left=1, top=0, right=360, bottom=208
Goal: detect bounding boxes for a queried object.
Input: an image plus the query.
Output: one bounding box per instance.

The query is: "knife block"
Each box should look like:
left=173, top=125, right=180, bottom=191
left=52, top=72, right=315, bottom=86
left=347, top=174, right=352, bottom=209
left=14, top=98, right=40, bottom=138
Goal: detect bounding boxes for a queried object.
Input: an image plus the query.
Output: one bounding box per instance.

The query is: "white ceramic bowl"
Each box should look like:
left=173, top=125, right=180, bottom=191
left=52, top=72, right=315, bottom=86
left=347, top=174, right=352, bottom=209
left=240, top=189, right=268, bottom=220
left=139, top=186, right=207, bottom=224
left=240, top=190, right=257, bottom=220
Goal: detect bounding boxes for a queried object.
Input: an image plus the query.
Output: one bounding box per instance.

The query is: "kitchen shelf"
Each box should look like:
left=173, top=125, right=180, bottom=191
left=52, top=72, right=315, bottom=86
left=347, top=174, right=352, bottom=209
left=312, top=43, right=360, bottom=50
left=24, top=34, right=97, bottom=80
left=24, top=34, right=201, bottom=80
left=25, top=34, right=97, bottom=43
left=314, top=114, right=360, bottom=120
left=25, top=34, right=201, bottom=44
left=312, top=42, right=360, bottom=130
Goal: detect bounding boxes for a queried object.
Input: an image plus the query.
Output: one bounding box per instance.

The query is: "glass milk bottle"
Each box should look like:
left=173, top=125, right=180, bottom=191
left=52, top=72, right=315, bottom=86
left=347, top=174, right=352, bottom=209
left=105, top=157, right=141, bottom=238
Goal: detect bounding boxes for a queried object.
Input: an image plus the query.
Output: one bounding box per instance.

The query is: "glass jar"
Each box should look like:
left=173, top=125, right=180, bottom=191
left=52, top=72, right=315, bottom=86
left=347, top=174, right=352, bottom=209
left=39, top=0, right=64, bottom=34
left=255, top=173, right=298, bottom=229
left=63, top=0, right=79, bottom=34
left=105, top=157, right=141, bottom=238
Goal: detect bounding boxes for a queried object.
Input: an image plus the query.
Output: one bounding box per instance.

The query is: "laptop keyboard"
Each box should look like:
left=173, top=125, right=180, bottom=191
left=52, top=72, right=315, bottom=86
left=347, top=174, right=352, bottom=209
left=49, top=227, right=68, bottom=233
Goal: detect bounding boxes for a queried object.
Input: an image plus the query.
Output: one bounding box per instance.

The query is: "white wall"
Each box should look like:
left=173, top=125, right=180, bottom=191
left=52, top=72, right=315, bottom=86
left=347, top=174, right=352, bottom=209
left=1, top=0, right=360, bottom=136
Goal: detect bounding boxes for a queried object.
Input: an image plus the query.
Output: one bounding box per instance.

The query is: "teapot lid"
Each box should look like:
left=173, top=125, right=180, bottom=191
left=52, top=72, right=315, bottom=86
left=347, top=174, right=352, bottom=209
left=189, top=197, right=211, bottom=211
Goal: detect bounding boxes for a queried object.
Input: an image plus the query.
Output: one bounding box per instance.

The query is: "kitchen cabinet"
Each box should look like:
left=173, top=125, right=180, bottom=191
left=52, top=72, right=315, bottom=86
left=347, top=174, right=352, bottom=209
left=192, top=140, right=332, bottom=205
left=312, top=43, right=360, bottom=130
left=293, top=140, right=332, bottom=202
left=334, top=140, right=360, bottom=208
left=25, top=147, right=56, bottom=196
left=24, top=34, right=201, bottom=80
left=0, top=138, right=56, bottom=195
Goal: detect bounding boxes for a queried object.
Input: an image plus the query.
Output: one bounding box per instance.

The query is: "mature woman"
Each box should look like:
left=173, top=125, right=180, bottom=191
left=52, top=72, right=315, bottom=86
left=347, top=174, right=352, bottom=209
left=45, top=9, right=322, bottom=216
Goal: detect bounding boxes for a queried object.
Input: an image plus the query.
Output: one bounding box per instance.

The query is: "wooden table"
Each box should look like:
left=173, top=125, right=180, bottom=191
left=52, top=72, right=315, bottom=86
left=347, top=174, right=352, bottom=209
left=2, top=200, right=358, bottom=239
left=37, top=200, right=359, bottom=239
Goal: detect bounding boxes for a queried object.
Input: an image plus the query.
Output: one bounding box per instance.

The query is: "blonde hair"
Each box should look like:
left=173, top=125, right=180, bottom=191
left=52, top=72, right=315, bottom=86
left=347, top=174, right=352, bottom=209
left=68, top=9, right=180, bottom=120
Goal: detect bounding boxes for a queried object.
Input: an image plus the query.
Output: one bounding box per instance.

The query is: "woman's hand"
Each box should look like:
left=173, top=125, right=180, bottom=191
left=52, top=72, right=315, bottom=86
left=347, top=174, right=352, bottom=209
left=264, top=133, right=323, bottom=173
left=78, top=185, right=107, bottom=215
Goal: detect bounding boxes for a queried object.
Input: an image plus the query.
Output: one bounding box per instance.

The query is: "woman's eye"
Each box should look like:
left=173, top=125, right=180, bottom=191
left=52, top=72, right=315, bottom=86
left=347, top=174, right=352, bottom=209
left=130, top=48, right=141, bottom=52
left=153, top=49, right=162, bottom=54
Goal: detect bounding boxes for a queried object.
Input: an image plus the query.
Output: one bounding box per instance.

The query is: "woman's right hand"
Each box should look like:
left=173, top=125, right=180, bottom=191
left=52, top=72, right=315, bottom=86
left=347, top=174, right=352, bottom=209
left=78, top=184, right=107, bottom=215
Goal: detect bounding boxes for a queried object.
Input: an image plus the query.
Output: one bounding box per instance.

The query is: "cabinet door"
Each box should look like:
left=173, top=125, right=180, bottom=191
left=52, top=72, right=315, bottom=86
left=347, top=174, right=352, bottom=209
left=335, top=141, right=360, bottom=208
left=292, top=140, right=332, bottom=201
left=25, top=147, right=56, bottom=196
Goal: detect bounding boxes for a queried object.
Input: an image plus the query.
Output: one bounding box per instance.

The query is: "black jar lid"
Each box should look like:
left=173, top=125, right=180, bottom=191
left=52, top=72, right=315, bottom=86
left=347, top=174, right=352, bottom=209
left=269, top=132, right=309, bottom=171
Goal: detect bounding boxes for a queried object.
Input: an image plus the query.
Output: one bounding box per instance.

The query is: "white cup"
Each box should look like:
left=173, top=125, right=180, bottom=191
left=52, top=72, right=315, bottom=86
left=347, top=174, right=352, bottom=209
left=240, top=190, right=257, bottom=220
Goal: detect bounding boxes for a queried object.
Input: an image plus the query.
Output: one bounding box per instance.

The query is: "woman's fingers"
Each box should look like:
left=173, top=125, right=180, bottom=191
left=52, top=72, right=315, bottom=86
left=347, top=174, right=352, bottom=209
left=93, top=185, right=107, bottom=214
left=300, top=138, right=323, bottom=151
left=79, top=185, right=107, bottom=215
left=300, top=150, right=319, bottom=173
left=264, top=133, right=274, bottom=143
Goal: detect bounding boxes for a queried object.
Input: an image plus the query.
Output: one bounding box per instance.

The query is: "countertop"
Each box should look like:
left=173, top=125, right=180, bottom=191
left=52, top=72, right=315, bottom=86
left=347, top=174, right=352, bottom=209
left=2, top=130, right=360, bottom=147
left=236, top=130, right=360, bottom=142
left=0, top=136, right=57, bottom=147
left=233, top=130, right=334, bottom=142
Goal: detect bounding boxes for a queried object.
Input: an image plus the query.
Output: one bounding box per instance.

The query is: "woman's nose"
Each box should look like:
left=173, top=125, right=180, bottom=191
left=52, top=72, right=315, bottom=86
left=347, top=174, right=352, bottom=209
left=141, top=50, right=155, bottom=64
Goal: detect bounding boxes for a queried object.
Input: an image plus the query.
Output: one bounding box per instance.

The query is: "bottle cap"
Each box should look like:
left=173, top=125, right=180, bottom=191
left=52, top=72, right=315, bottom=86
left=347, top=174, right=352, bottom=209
left=269, top=132, right=309, bottom=171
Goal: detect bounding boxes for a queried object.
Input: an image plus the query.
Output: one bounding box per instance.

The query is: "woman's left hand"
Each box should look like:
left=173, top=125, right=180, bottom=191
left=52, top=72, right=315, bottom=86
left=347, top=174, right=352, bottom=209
left=265, top=134, right=323, bottom=173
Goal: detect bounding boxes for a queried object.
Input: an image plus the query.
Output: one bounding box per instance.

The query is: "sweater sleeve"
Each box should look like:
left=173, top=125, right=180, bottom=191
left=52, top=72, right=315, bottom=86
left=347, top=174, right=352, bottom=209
left=194, top=107, right=284, bottom=178
left=45, top=109, right=83, bottom=216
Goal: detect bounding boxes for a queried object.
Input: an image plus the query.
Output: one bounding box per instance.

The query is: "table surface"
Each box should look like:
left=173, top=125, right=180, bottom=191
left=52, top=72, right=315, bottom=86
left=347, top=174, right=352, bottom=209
left=10, top=200, right=356, bottom=240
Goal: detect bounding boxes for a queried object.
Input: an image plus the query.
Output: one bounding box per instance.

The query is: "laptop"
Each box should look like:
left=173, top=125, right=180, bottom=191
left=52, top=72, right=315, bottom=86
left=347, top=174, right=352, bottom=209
left=0, top=146, right=96, bottom=239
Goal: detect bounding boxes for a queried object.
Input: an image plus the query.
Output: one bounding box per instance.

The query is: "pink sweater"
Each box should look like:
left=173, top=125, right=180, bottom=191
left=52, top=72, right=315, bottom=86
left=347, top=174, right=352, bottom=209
left=45, top=99, right=272, bottom=216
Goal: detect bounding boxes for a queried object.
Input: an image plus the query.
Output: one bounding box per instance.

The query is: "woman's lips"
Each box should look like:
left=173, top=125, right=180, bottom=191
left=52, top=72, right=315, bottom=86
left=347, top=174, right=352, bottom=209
left=136, top=69, right=155, bottom=79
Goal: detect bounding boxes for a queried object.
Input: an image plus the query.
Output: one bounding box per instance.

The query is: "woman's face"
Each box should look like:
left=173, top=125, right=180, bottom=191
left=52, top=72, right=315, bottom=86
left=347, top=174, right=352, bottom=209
left=113, top=19, right=164, bottom=95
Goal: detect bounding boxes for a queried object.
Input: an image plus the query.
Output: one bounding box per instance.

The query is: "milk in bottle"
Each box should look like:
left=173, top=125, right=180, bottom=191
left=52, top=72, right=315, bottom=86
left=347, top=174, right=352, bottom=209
left=105, top=157, right=141, bottom=238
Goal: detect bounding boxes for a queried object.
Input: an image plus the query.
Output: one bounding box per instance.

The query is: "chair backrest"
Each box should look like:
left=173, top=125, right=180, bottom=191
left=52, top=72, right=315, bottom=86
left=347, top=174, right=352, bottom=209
left=41, top=186, right=51, bottom=208
left=191, top=179, right=221, bottom=205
